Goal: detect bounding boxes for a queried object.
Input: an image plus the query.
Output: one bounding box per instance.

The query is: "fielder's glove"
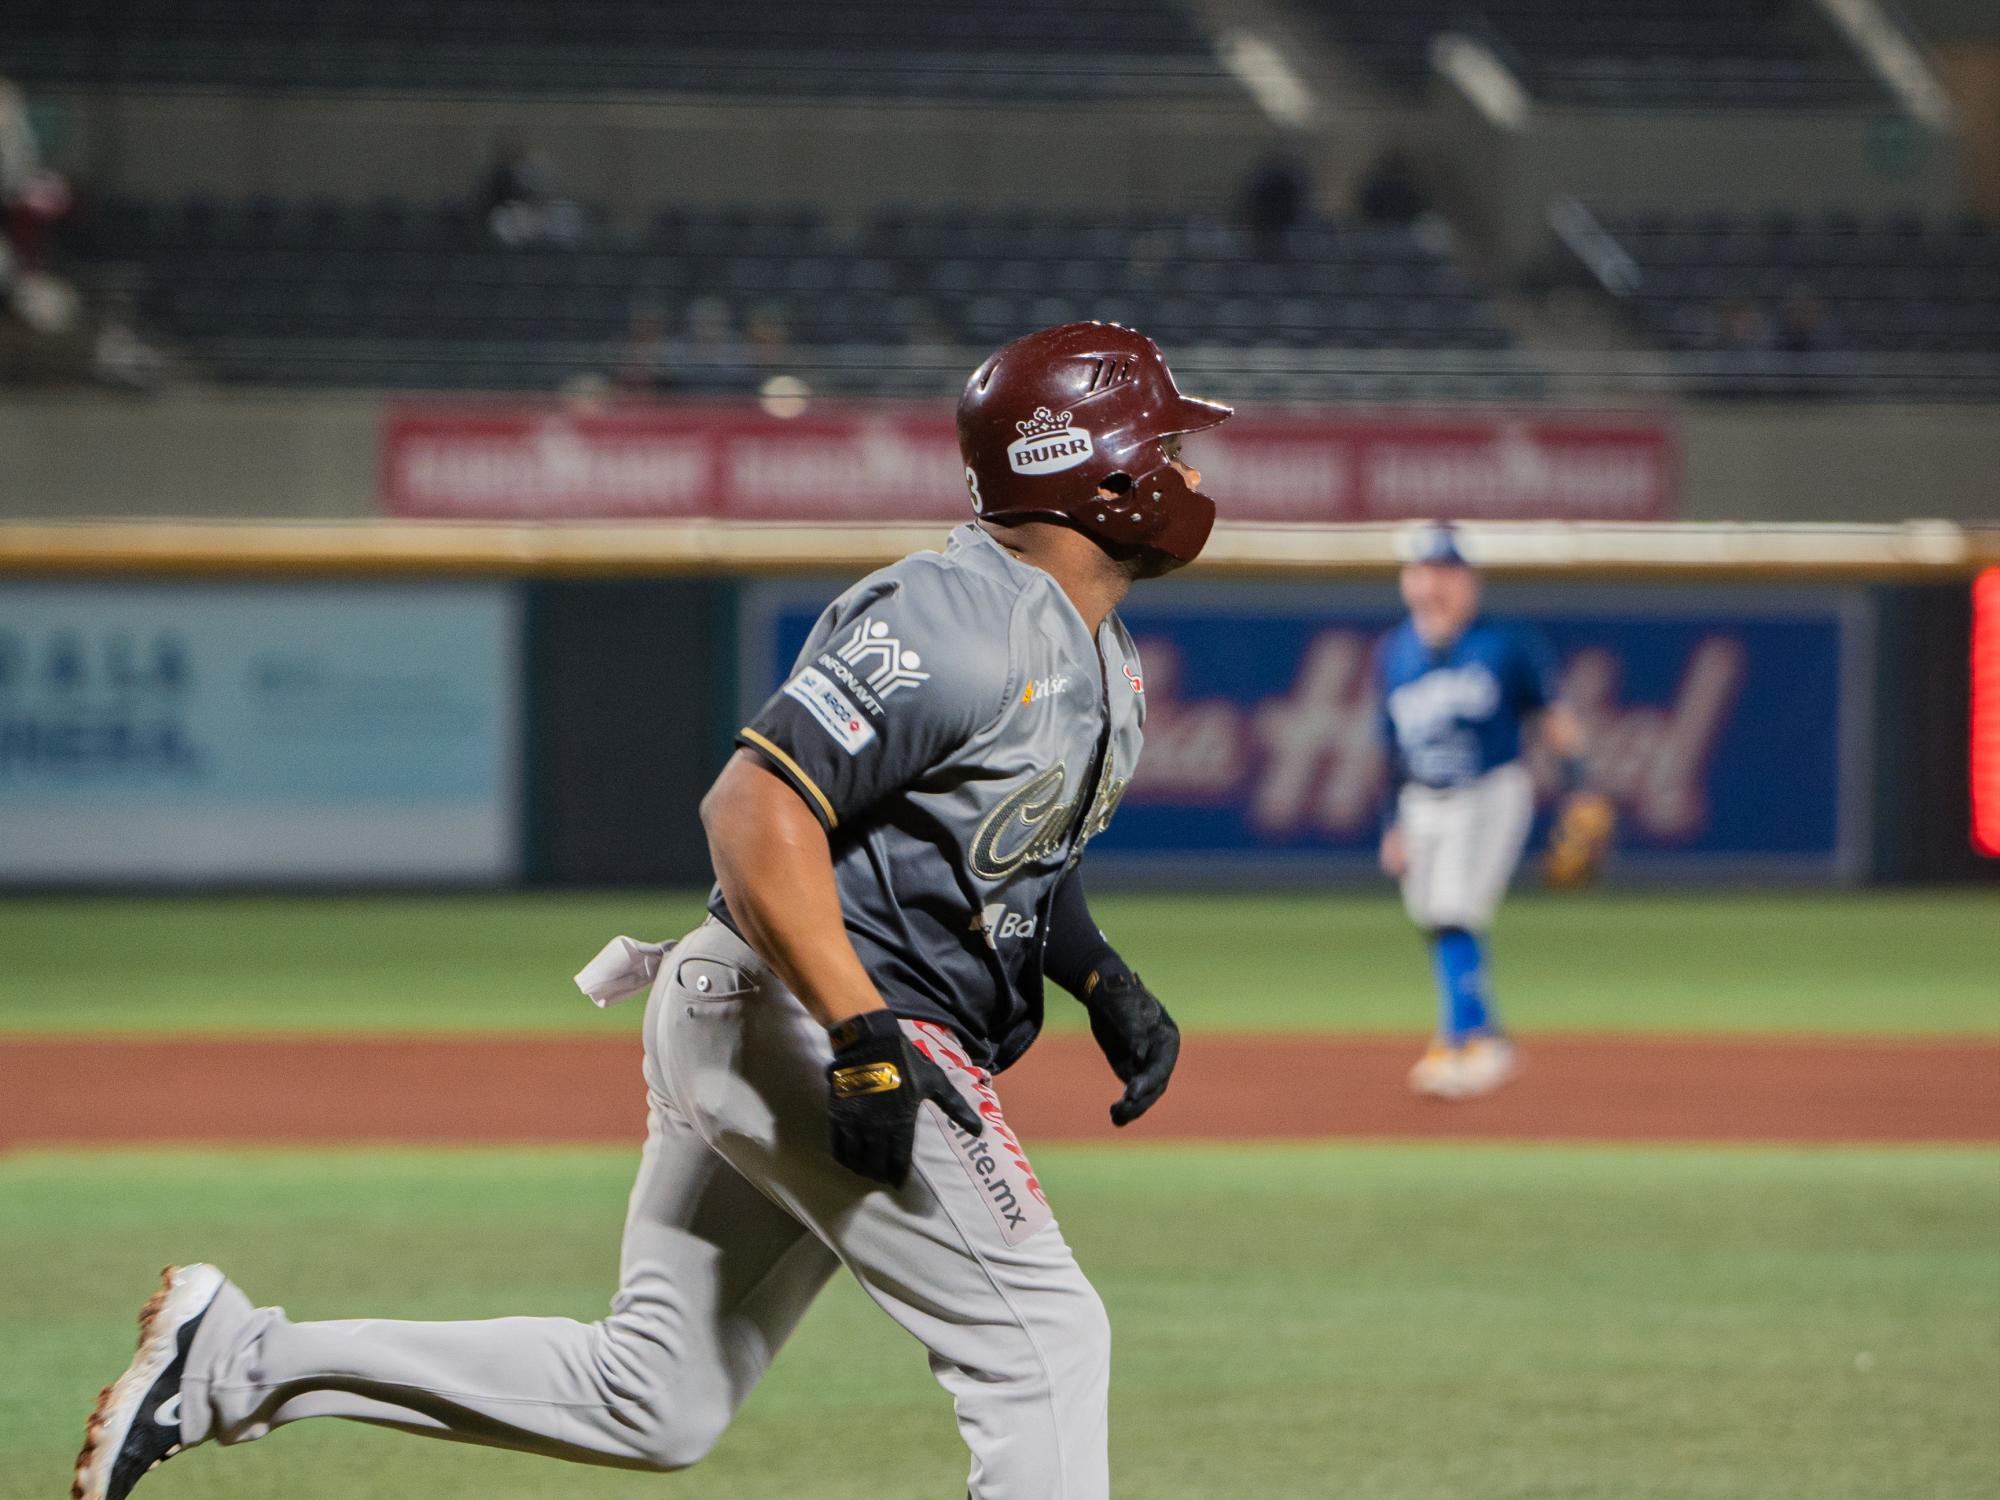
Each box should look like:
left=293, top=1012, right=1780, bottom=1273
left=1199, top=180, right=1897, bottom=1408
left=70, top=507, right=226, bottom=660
left=1085, top=969, right=1181, bottom=1126
left=1544, top=790, right=1618, bottom=889
left=825, top=1009, right=984, bottom=1187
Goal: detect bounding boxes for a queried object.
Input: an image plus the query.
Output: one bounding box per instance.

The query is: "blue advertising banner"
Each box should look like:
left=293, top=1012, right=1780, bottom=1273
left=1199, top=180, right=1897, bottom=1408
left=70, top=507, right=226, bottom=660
left=0, top=583, right=521, bottom=882
left=743, top=579, right=1870, bottom=883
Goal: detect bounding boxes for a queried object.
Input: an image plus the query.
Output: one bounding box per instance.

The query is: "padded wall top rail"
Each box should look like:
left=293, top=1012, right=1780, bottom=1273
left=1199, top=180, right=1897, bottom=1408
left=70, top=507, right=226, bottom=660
left=0, top=520, right=1993, bottom=580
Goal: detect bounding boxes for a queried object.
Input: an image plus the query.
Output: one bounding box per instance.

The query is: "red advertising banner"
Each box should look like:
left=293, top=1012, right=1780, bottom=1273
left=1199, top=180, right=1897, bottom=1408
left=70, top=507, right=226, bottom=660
left=381, top=403, right=1677, bottom=523
left=1973, top=568, right=2000, bottom=858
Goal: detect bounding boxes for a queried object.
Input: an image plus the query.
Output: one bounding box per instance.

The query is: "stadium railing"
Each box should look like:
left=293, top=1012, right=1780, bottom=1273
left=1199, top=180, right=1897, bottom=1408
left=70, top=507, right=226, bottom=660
left=1, top=520, right=1994, bottom=581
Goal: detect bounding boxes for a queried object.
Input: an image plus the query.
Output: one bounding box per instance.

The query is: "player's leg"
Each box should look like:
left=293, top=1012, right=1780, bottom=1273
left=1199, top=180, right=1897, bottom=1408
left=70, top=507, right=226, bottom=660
left=164, top=967, right=837, bottom=1474
left=666, top=926, right=1110, bottom=1500
left=1397, top=786, right=1472, bottom=1091
left=1423, top=764, right=1536, bottom=1095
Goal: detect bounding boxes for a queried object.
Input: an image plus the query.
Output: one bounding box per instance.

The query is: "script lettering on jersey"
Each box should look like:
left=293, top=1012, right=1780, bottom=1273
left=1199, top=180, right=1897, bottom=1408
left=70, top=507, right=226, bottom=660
left=968, top=765, right=1070, bottom=879
left=1385, top=665, right=1501, bottom=739
left=967, top=752, right=1129, bottom=880
left=1384, top=663, right=1501, bottom=784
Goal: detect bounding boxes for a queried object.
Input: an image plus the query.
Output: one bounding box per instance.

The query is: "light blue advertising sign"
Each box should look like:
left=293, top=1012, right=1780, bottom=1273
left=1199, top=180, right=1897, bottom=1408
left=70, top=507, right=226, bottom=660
left=0, top=583, right=521, bottom=882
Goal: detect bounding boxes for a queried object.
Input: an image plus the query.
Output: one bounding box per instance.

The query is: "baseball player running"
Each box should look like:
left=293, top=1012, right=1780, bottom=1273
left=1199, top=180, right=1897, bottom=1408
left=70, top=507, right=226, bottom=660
left=75, top=322, right=1229, bottom=1500
left=1374, top=523, right=1589, bottom=1100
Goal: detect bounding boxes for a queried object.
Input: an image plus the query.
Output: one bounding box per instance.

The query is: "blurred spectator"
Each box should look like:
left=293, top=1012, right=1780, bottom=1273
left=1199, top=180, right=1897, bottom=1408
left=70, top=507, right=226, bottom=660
left=1776, top=284, right=1845, bottom=354
left=1711, top=297, right=1773, bottom=353
left=1700, top=296, right=1775, bottom=398
left=1357, top=147, right=1426, bottom=226
left=2, top=75, right=77, bottom=325
left=747, top=301, right=812, bottom=416
left=0, top=78, right=37, bottom=217
left=91, top=289, right=166, bottom=391
left=746, top=301, right=797, bottom=376
left=677, top=296, right=758, bottom=395
left=480, top=137, right=583, bottom=247
left=1241, top=154, right=1308, bottom=257
left=614, top=298, right=678, bottom=393
left=614, top=296, right=763, bottom=396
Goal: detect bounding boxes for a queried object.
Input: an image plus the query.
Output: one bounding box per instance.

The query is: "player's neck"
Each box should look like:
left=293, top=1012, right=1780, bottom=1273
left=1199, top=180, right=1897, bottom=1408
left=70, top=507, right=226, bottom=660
left=1413, top=609, right=1476, bottom=649
left=978, top=520, right=1134, bottom=635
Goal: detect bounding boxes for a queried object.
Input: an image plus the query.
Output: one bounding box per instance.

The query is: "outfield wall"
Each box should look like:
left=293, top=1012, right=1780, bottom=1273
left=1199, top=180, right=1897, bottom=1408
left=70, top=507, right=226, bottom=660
left=1, top=523, right=1991, bottom=888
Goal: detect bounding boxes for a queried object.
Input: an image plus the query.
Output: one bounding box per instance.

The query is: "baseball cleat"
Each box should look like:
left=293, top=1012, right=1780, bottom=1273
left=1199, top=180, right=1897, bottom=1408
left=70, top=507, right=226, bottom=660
left=1453, top=1036, right=1519, bottom=1098
left=1407, top=1039, right=1465, bottom=1098
left=74, top=1263, right=224, bottom=1500
left=1408, top=1036, right=1519, bottom=1100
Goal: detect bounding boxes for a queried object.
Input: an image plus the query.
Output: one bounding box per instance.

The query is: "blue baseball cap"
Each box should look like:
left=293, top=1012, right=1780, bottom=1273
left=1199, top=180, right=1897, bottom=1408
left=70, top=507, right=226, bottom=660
left=1405, top=522, right=1472, bottom=568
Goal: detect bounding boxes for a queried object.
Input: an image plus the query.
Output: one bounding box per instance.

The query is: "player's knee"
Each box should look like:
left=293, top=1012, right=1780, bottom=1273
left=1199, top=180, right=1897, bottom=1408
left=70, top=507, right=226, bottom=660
left=1079, top=1288, right=1112, bottom=1384
left=1428, top=908, right=1490, bottom=935
left=1047, top=1281, right=1113, bottom=1402
left=631, top=1396, right=733, bottom=1472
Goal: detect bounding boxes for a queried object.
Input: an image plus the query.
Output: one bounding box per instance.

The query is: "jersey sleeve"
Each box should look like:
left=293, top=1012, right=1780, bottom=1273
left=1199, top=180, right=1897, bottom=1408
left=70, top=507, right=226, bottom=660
left=1371, top=634, right=1406, bottom=814
left=1371, top=634, right=1399, bottom=753
left=1510, top=626, right=1561, bottom=714
left=736, top=566, right=1014, bottom=831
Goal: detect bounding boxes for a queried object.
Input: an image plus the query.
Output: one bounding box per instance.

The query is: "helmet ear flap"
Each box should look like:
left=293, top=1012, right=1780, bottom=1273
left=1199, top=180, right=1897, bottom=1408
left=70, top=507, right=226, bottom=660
left=1124, top=458, right=1215, bottom=565
left=1071, top=455, right=1214, bottom=565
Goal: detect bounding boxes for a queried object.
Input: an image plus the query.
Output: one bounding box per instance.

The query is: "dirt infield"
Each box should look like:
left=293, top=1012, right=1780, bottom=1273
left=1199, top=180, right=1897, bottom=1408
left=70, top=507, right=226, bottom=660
left=3, top=1032, right=1994, bottom=1150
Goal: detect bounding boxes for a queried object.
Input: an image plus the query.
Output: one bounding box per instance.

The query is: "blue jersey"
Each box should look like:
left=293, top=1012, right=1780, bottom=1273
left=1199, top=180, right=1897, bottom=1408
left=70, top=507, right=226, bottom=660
left=1374, top=616, right=1558, bottom=789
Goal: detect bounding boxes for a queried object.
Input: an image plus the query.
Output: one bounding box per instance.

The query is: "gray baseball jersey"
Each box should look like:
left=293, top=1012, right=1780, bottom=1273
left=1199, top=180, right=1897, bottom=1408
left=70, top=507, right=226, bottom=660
left=710, top=522, right=1146, bottom=1071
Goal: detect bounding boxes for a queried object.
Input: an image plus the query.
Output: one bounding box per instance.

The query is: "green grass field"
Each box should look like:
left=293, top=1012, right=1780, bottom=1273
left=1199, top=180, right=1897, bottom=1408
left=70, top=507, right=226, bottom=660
left=2, top=889, right=1995, bottom=1034
left=5, top=1144, right=1995, bottom=1500
left=4, top=890, right=1996, bottom=1498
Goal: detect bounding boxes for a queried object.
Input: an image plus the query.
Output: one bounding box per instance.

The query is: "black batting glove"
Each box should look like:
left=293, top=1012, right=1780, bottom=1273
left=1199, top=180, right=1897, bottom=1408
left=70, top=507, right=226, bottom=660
left=825, top=1009, right=984, bottom=1187
left=1085, top=968, right=1181, bottom=1126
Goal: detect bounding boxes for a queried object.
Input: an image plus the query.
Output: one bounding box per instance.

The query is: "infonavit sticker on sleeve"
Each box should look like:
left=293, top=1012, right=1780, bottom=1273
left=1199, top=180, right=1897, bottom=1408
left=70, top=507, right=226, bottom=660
left=1007, top=407, right=1094, bottom=475
left=783, top=667, right=877, bottom=754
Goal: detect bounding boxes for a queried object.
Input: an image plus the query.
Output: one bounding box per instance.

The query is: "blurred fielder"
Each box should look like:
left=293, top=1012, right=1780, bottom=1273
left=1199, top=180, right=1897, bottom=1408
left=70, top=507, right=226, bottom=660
left=1374, top=523, right=1608, bottom=1099
left=75, top=323, right=1226, bottom=1500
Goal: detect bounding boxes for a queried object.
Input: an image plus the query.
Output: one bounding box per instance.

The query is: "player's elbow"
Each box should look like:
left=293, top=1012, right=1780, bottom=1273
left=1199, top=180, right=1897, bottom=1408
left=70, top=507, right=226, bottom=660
left=699, top=752, right=762, bottom=841
left=701, top=751, right=819, bottom=870
left=1542, top=704, right=1585, bottom=757
left=696, top=768, right=733, bottom=841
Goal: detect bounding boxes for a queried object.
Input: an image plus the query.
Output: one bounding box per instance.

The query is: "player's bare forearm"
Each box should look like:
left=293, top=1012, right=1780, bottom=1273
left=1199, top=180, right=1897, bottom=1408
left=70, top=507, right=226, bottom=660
left=1537, top=703, right=1585, bottom=759
left=699, top=751, right=886, bottom=1028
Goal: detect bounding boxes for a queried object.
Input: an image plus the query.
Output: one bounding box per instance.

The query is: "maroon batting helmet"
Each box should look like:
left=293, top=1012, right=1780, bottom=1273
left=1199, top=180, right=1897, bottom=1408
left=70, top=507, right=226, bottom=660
left=957, top=322, right=1231, bottom=567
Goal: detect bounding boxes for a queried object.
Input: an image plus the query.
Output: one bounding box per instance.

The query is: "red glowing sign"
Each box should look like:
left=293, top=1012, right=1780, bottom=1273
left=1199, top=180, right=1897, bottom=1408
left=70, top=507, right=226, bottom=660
left=1974, top=569, right=2000, bottom=857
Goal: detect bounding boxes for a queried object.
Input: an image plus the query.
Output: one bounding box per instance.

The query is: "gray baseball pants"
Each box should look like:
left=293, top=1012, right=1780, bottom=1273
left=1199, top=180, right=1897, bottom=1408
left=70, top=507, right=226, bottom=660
left=178, top=919, right=1111, bottom=1499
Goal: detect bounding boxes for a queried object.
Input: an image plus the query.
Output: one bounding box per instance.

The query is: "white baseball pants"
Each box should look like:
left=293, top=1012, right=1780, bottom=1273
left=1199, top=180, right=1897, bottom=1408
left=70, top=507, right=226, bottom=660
left=1396, top=760, right=1536, bottom=931
left=179, top=918, right=1111, bottom=1499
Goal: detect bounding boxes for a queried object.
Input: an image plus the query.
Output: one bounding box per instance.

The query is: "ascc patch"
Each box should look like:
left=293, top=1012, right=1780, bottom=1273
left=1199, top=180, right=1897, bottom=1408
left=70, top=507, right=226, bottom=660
left=903, top=1019, right=1053, bottom=1247
left=783, top=665, right=876, bottom=754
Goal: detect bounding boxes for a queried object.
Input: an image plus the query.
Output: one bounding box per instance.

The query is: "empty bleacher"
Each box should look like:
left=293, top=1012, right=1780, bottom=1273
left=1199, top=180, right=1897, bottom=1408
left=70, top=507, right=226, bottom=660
left=68, top=196, right=1524, bottom=395
left=1610, top=211, right=1999, bottom=349
left=1570, top=209, right=2000, bottom=398
left=1299, top=0, right=1878, bottom=108
left=0, top=0, right=1229, bottom=100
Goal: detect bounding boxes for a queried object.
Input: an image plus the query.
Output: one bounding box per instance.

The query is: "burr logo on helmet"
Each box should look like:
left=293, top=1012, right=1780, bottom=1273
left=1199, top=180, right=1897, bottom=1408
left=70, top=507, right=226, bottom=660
left=1006, top=407, right=1095, bottom=476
